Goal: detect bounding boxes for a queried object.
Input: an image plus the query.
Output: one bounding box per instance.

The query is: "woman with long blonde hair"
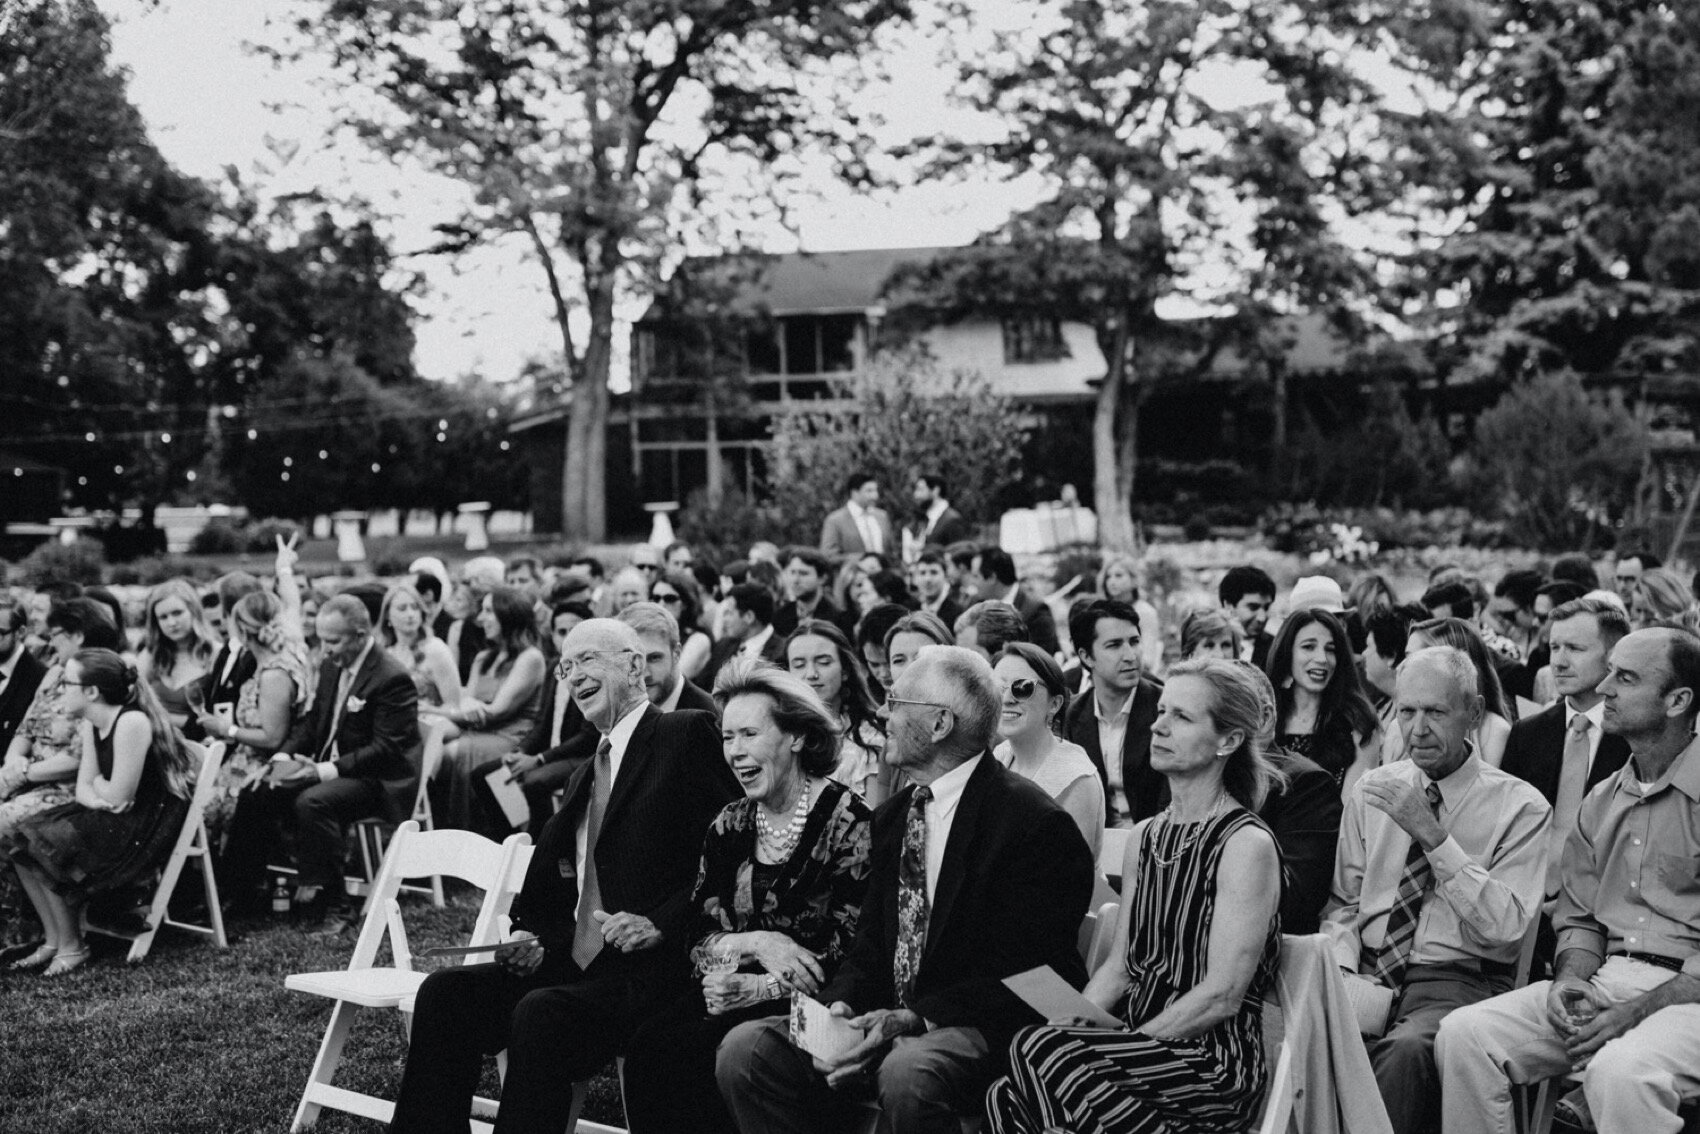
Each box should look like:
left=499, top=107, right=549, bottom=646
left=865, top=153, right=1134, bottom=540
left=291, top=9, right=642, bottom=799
left=138, top=579, right=221, bottom=729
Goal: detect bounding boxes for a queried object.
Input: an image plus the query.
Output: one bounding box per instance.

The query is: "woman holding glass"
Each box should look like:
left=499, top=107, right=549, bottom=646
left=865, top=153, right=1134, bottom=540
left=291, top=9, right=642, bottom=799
left=622, top=660, right=873, bottom=1134
left=992, top=642, right=1104, bottom=857
left=985, top=658, right=1283, bottom=1134
left=785, top=619, right=891, bottom=806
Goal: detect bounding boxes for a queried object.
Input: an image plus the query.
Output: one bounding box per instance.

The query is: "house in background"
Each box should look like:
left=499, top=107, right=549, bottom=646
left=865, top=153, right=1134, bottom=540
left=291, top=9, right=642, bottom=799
left=509, top=245, right=1421, bottom=536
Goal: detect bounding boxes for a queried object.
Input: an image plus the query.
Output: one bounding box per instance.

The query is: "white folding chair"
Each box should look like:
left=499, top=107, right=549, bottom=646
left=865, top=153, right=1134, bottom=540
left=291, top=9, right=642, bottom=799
left=1098, top=826, right=1130, bottom=889
left=1252, top=936, right=1311, bottom=1134
left=1085, top=900, right=1120, bottom=972
left=284, top=822, right=530, bottom=1131
left=85, top=739, right=228, bottom=963
left=354, top=714, right=450, bottom=907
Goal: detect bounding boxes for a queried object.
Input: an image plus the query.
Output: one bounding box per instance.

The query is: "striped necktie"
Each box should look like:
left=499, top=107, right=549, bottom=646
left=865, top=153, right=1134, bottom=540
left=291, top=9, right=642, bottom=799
left=1370, top=781, right=1443, bottom=989
left=893, top=785, right=932, bottom=1008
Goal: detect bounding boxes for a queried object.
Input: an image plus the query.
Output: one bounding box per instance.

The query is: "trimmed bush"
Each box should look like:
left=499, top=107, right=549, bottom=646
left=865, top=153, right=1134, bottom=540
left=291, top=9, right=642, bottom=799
left=18, top=538, right=106, bottom=588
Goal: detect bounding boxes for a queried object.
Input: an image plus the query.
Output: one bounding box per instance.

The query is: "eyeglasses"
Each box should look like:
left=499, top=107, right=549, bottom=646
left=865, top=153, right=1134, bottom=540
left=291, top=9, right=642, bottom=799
left=653, top=592, right=682, bottom=605
left=1002, top=678, right=1037, bottom=701
left=559, top=649, right=635, bottom=675
left=884, top=695, right=952, bottom=713
left=633, top=562, right=661, bottom=573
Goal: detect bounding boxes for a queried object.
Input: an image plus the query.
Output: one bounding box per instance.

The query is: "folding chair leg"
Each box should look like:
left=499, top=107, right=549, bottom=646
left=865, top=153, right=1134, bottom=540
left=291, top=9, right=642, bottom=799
left=292, top=1000, right=361, bottom=1133
left=199, top=842, right=228, bottom=949
left=125, top=830, right=192, bottom=963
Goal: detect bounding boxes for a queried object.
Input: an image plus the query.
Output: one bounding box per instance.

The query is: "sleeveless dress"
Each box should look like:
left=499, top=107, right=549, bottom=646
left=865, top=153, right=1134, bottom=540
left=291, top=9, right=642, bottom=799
left=6, top=709, right=189, bottom=897
left=437, top=650, right=543, bottom=831
left=985, top=808, right=1281, bottom=1134
left=148, top=672, right=196, bottom=728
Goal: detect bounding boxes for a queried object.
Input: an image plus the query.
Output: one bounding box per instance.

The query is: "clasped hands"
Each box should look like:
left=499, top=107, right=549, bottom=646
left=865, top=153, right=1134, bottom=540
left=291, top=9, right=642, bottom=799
left=810, top=1004, right=925, bottom=1089
left=266, top=755, right=320, bottom=788
left=1547, top=976, right=1640, bottom=1071
left=494, top=911, right=662, bottom=977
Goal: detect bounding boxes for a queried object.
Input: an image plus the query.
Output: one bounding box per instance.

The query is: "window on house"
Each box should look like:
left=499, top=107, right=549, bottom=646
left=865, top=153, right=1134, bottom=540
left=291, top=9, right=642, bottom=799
left=1002, top=317, right=1071, bottom=364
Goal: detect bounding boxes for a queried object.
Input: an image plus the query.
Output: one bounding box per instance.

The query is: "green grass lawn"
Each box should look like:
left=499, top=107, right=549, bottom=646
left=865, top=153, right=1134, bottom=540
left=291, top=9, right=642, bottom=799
left=0, top=892, right=625, bottom=1133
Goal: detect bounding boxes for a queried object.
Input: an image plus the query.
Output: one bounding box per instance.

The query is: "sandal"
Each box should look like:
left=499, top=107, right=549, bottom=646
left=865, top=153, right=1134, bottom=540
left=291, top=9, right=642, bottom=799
left=7, top=944, right=56, bottom=971
left=1553, top=1088, right=1595, bottom=1134
left=42, top=948, right=88, bottom=978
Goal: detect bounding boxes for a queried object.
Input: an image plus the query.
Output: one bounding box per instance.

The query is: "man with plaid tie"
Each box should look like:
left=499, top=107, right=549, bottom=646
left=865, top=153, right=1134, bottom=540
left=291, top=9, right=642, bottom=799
left=1323, top=645, right=1551, bottom=1134
left=717, top=645, right=1094, bottom=1134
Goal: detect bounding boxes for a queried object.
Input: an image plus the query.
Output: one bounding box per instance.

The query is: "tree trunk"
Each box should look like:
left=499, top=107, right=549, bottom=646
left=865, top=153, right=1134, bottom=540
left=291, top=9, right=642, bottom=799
left=1270, top=360, right=1289, bottom=488
left=562, top=285, right=615, bottom=542
left=1094, top=322, right=1139, bottom=551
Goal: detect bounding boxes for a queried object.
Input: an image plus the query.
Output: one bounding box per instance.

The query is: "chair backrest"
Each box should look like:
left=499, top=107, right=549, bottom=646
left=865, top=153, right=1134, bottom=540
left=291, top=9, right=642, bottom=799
left=1098, top=826, right=1130, bottom=883
left=1085, top=900, right=1120, bottom=972
left=182, top=739, right=228, bottom=818
left=476, top=843, right=535, bottom=949
left=346, top=822, right=530, bottom=971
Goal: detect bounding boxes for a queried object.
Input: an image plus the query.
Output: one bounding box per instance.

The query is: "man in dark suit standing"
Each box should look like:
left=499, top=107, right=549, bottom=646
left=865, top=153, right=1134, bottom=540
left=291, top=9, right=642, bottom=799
left=1500, top=596, right=1632, bottom=970
left=1062, top=598, right=1163, bottom=826
left=717, top=646, right=1094, bottom=1134
left=219, top=594, right=421, bottom=928
left=970, top=547, right=1060, bottom=656
left=700, top=583, right=788, bottom=691
left=390, top=618, right=736, bottom=1134
left=820, top=470, right=896, bottom=559
left=0, top=601, right=47, bottom=753
left=903, top=472, right=972, bottom=562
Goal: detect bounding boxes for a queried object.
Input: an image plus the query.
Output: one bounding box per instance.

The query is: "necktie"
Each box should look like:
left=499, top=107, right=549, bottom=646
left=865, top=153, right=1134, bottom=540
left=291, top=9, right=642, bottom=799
left=319, top=665, right=356, bottom=761
left=1370, top=781, right=1443, bottom=989
left=571, top=738, right=614, bottom=969
left=893, top=785, right=932, bottom=1008
left=1548, top=715, right=1592, bottom=896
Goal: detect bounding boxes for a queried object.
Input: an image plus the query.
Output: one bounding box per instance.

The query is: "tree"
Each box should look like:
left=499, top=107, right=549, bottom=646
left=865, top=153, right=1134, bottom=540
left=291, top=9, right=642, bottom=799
left=1462, top=371, right=1649, bottom=551
left=887, top=0, right=1396, bottom=549
left=281, top=0, right=910, bottom=540
left=761, top=345, right=1026, bottom=546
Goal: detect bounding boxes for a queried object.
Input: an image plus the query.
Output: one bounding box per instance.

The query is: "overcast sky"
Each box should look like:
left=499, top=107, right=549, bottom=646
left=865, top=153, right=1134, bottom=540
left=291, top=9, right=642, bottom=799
left=101, top=0, right=1051, bottom=388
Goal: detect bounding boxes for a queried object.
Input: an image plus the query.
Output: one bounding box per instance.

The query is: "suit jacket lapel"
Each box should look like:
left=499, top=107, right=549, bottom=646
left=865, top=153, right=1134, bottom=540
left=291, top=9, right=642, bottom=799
left=602, top=704, right=659, bottom=828
left=923, top=755, right=993, bottom=962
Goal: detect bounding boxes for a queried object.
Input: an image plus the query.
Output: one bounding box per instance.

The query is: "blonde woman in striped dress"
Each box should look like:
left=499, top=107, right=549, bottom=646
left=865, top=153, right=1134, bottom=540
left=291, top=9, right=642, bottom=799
left=985, top=658, right=1284, bottom=1134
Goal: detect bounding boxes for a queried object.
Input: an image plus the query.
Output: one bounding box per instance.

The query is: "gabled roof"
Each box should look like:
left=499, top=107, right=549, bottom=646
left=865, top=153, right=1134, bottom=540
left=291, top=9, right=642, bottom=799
left=644, top=247, right=957, bottom=321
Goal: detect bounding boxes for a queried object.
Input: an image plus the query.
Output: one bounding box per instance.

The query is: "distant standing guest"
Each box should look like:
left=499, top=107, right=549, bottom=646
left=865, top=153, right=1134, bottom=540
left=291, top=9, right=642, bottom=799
left=820, top=471, right=895, bottom=559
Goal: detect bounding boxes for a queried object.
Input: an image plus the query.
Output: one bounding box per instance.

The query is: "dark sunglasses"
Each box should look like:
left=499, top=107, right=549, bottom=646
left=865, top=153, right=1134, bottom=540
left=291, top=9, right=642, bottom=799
left=1004, top=678, right=1037, bottom=701
left=653, top=591, right=682, bottom=604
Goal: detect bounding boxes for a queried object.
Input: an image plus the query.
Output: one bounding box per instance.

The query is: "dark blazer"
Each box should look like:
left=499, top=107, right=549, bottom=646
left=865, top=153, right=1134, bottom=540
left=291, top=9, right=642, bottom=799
left=1501, top=702, right=1630, bottom=805
left=283, top=647, right=421, bottom=823
left=921, top=596, right=966, bottom=633
left=772, top=595, right=847, bottom=639
left=700, top=630, right=787, bottom=692
left=908, top=507, right=971, bottom=551
left=1011, top=590, right=1061, bottom=656
left=529, top=677, right=718, bottom=768
left=184, top=644, right=258, bottom=742
left=1064, top=678, right=1165, bottom=823
left=511, top=706, right=738, bottom=972
left=0, top=649, right=47, bottom=753
left=1248, top=630, right=1274, bottom=672
left=1258, top=752, right=1344, bottom=936
left=820, top=756, right=1094, bottom=1050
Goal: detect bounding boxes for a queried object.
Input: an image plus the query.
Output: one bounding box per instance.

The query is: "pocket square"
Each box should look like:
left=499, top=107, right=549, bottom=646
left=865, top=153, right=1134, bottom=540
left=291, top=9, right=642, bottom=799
left=346, top=696, right=367, bottom=714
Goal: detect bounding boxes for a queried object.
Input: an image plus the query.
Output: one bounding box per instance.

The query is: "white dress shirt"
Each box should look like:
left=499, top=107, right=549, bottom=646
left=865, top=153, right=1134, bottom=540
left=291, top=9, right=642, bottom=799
left=849, top=502, right=884, bottom=554
left=920, top=753, right=981, bottom=903
left=739, top=624, right=775, bottom=660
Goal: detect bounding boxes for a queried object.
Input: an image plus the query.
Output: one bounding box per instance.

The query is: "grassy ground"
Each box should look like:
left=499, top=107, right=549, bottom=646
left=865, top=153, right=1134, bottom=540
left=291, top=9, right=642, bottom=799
left=0, top=890, right=624, bottom=1133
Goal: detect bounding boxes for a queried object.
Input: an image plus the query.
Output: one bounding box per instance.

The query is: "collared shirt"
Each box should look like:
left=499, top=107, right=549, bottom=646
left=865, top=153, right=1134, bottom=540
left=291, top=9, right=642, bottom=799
left=1094, top=687, right=1137, bottom=821
left=575, top=698, right=648, bottom=914
left=1323, top=749, right=1552, bottom=972
left=1563, top=698, right=1607, bottom=774
left=1556, top=735, right=1700, bottom=978
left=739, top=624, right=775, bottom=660
left=919, top=592, right=949, bottom=617
left=316, top=636, right=378, bottom=780
left=922, top=498, right=949, bottom=537
left=920, top=753, right=981, bottom=903
left=848, top=501, right=883, bottom=553
left=218, top=643, right=246, bottom=690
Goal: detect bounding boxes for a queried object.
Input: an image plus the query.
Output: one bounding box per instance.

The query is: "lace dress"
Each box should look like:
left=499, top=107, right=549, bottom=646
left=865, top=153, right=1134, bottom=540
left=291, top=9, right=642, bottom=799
left=204, top=646, right=313, bottom=852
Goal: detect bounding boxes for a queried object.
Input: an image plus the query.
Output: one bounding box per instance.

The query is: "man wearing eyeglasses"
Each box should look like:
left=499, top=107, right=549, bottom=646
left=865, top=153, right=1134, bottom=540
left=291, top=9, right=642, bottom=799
left=0, top=601, right=46, bottom=754
left=392, top=618, right=736, bottom=1134
left=718, top=646, right=1094, bottom=1134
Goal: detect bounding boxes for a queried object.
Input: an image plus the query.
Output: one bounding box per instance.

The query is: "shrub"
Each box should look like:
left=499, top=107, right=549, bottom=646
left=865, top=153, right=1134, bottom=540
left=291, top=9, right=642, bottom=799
left=675, top=486, right=783, bottom=568
left=18, top=538, right=106, bottom=588
left=242, top=518, right=304, bottom=554
left=108, top=555, right=217, bottom=586
left=188, top=518, right=244, bottom=555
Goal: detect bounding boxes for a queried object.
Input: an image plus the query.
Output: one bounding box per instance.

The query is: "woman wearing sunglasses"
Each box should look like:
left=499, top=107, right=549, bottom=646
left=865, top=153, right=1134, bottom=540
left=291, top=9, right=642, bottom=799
left=992, top=642, right=1104, bottom=858
left=651, top=571, right=712, bottom=684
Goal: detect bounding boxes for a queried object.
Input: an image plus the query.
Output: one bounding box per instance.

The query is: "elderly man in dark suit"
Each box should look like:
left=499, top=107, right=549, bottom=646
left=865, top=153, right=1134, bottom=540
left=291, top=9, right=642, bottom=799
left=390, top=618, right=736, bottom=1134
left=1061, top=598, right=1163, bottom=826
left=221, top=594, right=421, bottom=929
left=717, top=645, right=1095, bottom=1134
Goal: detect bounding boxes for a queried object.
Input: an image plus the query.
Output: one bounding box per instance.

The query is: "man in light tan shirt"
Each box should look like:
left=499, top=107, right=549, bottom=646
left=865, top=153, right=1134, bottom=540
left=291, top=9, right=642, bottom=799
left=1439, top=627, right=1700, bottom=1134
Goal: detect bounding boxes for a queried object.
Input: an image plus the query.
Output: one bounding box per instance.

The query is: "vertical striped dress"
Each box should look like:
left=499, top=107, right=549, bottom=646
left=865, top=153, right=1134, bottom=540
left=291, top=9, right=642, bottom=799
left=985, top=807, right=1281, bottom=1134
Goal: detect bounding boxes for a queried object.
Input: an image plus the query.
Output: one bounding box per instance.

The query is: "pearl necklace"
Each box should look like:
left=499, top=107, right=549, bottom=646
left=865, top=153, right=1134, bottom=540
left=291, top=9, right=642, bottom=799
left=755, top=780, right=812, bottom=860
left=1146, top=791, right=1229, bottom=867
